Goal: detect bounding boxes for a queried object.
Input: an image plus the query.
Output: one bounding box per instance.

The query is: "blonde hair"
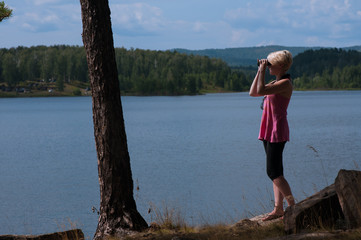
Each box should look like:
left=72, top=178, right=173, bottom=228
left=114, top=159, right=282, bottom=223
left=267, top=50, right=293, bottom=71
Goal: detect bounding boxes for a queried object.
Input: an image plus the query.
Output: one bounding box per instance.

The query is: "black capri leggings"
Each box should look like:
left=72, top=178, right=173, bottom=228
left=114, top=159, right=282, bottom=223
left=263, top=140, right=286, bottom=180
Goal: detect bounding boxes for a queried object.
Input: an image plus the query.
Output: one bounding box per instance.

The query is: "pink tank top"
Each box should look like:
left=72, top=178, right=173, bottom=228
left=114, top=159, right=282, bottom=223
left=258, top=94, right=290, bottom=143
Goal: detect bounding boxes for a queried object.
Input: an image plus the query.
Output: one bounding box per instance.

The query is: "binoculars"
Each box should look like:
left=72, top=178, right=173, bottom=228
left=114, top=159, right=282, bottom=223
left=257, top=61, right=272, bottom=67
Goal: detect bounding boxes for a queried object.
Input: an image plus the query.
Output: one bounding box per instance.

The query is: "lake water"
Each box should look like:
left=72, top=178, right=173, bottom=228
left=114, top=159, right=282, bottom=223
left=0, top=91, right=360, bottom=237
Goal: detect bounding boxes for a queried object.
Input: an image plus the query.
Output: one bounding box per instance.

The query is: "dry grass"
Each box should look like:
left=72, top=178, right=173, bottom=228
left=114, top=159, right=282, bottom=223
left=121, top=223, right=361, bottom=240
left=123, top=220, right=285, bottom=240
left=121, top=202, right=286, bottom=240
left=118, top=198, right=361, bottom=240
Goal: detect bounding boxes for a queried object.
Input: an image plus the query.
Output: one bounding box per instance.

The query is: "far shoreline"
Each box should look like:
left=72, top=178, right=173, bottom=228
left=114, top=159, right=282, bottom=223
left=1, top=88, right=360, bottom=99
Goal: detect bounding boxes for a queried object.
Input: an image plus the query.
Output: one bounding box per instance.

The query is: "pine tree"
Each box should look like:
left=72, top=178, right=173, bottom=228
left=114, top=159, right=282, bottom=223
left=0, top=1, right=12, bottom=22
left=79, top=0, right=148, bottom=239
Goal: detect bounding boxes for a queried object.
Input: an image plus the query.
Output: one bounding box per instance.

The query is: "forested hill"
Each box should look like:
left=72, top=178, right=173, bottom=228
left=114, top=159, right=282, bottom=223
left=289, top=48, right=361, bottom=89
left=0, top=46, right=251, bottom=95
left=1, top=45, right=361, bottom=97
left=175, top=45, right=361, bottom=67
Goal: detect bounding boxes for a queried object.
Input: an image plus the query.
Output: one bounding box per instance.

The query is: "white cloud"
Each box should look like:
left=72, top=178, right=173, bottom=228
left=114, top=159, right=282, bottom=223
left=230, top=29, right=251, bottom=45
left=12, top=2, right=81, bottom=33
left=19, top=11, right=60, bottom=32
left=2, top=0, right=361, bottom=49
left=109, top=0, right=361, bottom=49
left=221, top=0, right=361, bottom=47
left=305, top=36, right=320, bottom=45
left=33, top=0, right=60, bottom=5
left=111, top=3, right=164, bottom=33
left=22, top=22, right=36, bottom=31
left=55, top=4, right=81, bottom=22
left=193, top=21, right=207, bottom=33
left=224, top=3, right=257, bottom=22
left=25, top=12, right=56, bottom=23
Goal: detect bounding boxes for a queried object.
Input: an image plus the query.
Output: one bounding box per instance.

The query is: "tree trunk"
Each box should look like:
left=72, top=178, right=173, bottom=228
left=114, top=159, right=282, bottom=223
left=79, top=0, right=148, bottom=239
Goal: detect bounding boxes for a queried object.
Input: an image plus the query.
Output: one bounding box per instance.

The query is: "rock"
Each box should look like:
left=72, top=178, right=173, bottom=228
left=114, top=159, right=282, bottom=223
left=232, top=218, right=260, bottom=229
left=284, top=184, right=345, bottom=234
left=0, top=229, right=84, bottom=240
left=250, top=214, right=283, bottom=226
left=232, top=213, right=283, bottom=231
left=335, top=169, right=361, bottom=229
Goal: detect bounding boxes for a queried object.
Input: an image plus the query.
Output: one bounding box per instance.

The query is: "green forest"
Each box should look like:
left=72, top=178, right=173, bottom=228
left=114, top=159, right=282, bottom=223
left=289, top=48, right=361, bottom=89
left=0, top=45, right=361, bottom=96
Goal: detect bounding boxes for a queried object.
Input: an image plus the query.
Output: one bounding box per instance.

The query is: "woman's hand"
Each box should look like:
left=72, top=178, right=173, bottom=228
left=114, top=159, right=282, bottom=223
left=250, top=58, right=268, bottom=97
left=258, top=59, right=268, bottom=72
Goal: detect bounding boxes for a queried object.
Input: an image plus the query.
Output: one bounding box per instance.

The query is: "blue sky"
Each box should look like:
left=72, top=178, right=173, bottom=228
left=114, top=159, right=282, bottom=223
left=1, top=0, right=361, bottom=50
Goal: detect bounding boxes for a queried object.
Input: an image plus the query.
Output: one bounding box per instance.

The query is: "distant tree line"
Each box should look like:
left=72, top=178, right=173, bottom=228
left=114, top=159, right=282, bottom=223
left=288, top=48, right=361, bottom=89
left=0, top=45, right=88, bottom=92
left=0, top=45, right=251, bottom=95
left=115, top=47, right=252, bottom=95
left=1, top=46, right=361, bottom=95
left=175, top=45, right=315, bottom=67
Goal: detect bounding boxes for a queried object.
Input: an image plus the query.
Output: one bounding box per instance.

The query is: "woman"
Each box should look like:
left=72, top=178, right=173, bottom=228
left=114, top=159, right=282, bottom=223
left=249, top=50, right=295, bottom=221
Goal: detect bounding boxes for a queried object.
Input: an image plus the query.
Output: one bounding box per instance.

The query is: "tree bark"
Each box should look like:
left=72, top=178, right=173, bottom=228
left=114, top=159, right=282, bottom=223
left=79, top=0, right=148, bottom=239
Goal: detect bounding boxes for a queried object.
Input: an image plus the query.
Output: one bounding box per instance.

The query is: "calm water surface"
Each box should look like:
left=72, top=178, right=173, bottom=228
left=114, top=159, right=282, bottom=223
left=0, top=91, right=360, bottom=237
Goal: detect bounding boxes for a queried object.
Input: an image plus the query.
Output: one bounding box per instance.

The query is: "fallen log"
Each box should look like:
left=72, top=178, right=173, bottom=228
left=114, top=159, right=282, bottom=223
left=284, top=184, right=344, bottom=234
left=335, top=169, right=361, bottom=229
left=284, top=169, right=361, bottom=234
